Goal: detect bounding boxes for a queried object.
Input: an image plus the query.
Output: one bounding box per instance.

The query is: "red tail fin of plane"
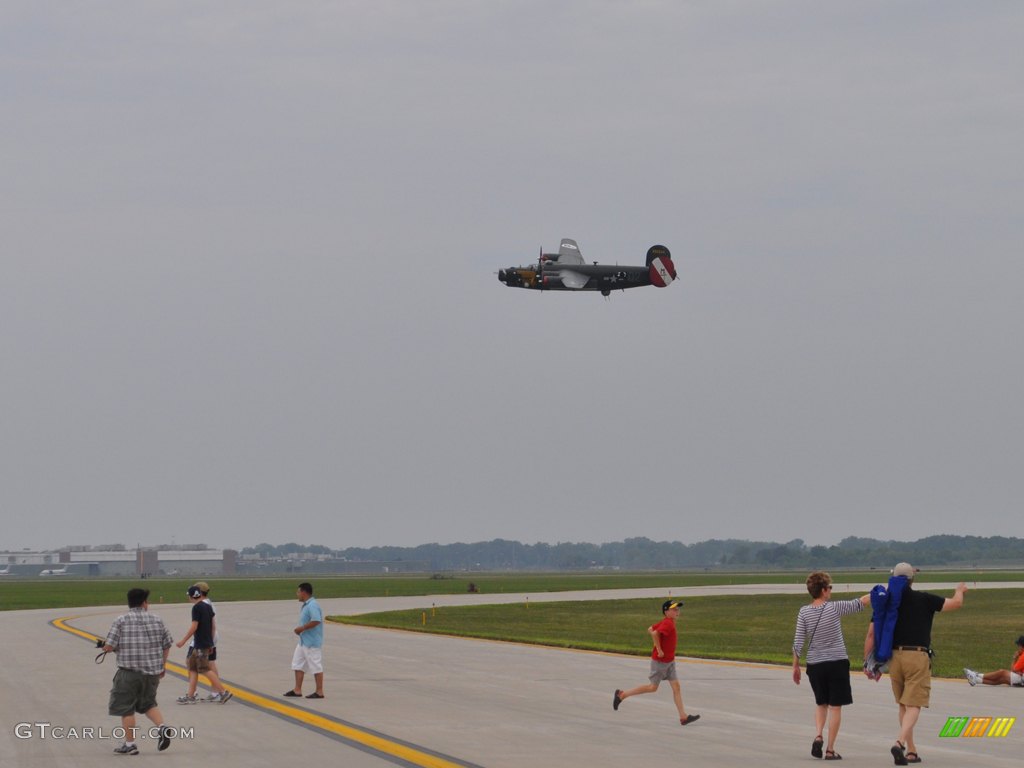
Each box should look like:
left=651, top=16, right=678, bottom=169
left=646, top=245, right=676, bottom=287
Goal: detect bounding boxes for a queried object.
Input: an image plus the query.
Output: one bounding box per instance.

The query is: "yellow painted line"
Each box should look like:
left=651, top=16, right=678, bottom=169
left=51, top=615, right=98, bottom=642
left=51, top=615, right=193, bottom=680
left=52, top=615, right=476, bottom=768
left=223, top=687, right=467, bottom=768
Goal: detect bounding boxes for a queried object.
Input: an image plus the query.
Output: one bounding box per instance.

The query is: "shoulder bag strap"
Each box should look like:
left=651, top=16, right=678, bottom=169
left=806, top=603, right=828, bottom=653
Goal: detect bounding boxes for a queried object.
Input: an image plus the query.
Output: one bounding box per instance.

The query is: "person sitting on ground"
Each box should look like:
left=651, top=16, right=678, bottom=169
left=964, top=635, right=1024, bottom=687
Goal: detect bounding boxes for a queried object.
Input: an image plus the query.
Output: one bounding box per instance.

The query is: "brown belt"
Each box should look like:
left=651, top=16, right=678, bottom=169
left=894, top=645, right=929, bottom=653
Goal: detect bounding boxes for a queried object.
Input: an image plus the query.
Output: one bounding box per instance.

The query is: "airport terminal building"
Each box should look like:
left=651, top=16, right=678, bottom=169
left=0, top=547, right=426, bottom=577
left=0, top=547, right=237, bottom=577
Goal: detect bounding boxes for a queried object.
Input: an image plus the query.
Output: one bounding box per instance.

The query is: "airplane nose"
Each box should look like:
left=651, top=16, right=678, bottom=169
left=498, top=269, right=507, bottom=284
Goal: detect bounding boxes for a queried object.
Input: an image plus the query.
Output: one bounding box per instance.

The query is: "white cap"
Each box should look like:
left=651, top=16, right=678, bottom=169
left=892, top=562, right=917, bottom=578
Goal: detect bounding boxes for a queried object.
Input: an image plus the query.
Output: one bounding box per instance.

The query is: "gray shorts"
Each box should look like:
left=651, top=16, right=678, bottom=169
left=649, top=660, right=678, bottom=684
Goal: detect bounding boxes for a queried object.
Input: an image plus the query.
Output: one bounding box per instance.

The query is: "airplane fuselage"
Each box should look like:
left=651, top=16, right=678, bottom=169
left=497, top=239, right=676, bottom=297
left=499, top=263, right=654, bottom=292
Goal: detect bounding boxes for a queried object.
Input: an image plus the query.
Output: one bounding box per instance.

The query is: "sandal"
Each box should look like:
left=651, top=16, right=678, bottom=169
left=680, top=714, right=701, bottom=725
left=825, top=750, right=842, bottom=760
left=891, top=742, right=908, bottom=766
left=812, top=736, right=824, bottom=759
left=905, top=753, right=921, bottom=764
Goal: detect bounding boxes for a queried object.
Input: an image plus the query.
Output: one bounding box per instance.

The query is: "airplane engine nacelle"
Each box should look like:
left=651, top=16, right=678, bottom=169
left=646, top=245, right=676, bottom=287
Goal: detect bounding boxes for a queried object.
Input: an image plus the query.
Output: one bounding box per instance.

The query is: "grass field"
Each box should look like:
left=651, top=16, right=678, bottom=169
left=8, top=572, right=1021, bottom=678
left=2, top=569, right=1021, bottom=612
left=331, top=587, right=1024, bottom=679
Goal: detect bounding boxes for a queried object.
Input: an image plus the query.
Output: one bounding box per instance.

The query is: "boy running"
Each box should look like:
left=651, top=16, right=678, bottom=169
left=613, top=599, right=700, bottom=725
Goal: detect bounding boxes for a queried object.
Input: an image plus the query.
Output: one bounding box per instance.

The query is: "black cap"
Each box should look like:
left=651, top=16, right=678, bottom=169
left=662, top=599, right=683, bottom=612
left=186, top=585, right=202, bottom=599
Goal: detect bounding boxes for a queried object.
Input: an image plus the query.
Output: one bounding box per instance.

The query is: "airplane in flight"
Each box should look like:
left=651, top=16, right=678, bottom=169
left=497, top=239, right=676, bottom=296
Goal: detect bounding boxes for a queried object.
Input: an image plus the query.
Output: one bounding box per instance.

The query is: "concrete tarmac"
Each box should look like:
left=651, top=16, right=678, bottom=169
left=2, top=583, right=1019, bottom=767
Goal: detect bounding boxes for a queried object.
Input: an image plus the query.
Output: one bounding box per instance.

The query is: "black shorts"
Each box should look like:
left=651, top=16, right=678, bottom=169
left=806, top=659, right=853, bottom=707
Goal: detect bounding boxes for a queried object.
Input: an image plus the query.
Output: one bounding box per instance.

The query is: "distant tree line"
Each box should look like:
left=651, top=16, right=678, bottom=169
left=242, top=542, right=335, bottom=557
left=240, top=535, right=1024, bottom=571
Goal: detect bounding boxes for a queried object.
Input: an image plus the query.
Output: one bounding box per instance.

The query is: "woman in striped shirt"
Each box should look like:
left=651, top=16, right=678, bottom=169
left=793, top=571, right=871, bottom=760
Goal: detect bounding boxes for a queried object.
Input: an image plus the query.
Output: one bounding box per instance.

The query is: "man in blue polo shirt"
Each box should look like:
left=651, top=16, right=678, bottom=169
left=284, top=582, right=324, bottom=699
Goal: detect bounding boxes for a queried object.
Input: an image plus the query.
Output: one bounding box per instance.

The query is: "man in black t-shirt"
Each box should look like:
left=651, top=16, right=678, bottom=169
left=175, top=585, right=233, bottom=704
left=865, top=562, right=966, bottom=766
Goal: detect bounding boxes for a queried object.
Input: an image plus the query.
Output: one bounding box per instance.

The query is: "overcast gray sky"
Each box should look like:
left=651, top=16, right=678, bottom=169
left=3, top=2, right=1021, bottom=551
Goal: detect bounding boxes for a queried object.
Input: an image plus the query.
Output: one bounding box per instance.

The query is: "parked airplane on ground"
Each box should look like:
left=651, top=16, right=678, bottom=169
left=39, top=566, right=69, bottom=576
left=497, top=239, right=676, bottom=296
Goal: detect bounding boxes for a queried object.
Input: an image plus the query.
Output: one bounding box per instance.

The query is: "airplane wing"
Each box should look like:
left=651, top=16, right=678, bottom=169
left=558, top=239, right=584, bottom=265
left=559, top=269, right=589, bottom=289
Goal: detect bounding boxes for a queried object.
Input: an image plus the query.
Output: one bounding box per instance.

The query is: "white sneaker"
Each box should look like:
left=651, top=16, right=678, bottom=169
left=963, top=668, right=982, bottom=686
left=176, top=694, right=197, bottom=704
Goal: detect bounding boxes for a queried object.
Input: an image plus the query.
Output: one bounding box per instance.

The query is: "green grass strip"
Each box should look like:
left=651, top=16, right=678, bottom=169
left=2, top=569, right=1021, bottom=611
left=331, top=588, right=1024, bottom=679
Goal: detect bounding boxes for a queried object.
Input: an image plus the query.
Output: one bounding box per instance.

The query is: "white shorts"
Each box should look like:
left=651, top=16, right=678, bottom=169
left=291, top=644, right=323, bottom=674
left=1012, top=671, right=1023, bottom=687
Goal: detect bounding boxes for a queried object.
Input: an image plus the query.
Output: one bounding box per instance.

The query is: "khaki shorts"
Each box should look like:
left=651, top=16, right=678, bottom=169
left=889, top=649, right=932, bottom=708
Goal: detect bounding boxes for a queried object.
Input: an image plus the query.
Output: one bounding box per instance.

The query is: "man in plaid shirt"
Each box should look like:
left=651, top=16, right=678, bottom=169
left=102, top=588, right=174, bottom=754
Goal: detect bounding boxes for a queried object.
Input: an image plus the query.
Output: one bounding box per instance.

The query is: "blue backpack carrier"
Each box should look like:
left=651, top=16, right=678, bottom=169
left=865, top=575, right=910, bottom=678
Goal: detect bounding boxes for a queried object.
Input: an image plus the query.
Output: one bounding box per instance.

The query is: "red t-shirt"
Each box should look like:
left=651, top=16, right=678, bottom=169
left=650, top=617, right=677, bottom=662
